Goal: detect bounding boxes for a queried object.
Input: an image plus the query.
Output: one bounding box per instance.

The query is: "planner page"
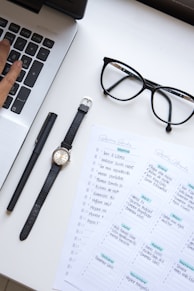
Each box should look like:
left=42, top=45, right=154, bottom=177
left=54, top=125, right=194, bottom=291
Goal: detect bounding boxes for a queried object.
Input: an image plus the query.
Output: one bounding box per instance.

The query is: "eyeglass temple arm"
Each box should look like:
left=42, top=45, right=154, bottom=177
left=137, top=78, right=194, bottom=105
left=105, top=75, right=129, bottom=93
left=143, top=79, right=172, bottom=132
left=157, top=90, right=172, bottom=132
left=111, top=62, right=161, bottom=88
left=107, top=63, right=139, bottom=92
left=165, top=88, right=194, bottom=103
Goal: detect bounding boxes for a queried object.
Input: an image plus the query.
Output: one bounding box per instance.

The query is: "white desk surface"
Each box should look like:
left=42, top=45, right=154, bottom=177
left=0, top=0, right=194, bottom=290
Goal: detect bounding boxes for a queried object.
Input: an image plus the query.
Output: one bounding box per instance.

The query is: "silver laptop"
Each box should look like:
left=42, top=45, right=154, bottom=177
left=0, top=0, right=87, bottom=188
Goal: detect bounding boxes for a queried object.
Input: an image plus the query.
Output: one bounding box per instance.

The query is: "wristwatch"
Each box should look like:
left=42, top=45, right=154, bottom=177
left=20, top=97, right=92, bottom=240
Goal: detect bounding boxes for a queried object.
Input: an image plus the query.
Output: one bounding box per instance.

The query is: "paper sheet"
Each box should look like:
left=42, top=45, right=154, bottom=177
left=53, top=125, right=194, bottom=291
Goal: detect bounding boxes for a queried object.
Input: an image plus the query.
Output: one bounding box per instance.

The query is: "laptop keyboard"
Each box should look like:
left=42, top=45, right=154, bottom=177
left=0, top=17, right=55, bottom=114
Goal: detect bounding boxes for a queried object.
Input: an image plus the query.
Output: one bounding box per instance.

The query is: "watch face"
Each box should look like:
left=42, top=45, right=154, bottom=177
left=52, top=148, right=70, bottom=166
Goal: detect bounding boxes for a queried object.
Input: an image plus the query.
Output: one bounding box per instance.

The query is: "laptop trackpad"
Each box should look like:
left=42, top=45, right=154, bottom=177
left=0, top=117, right=28, bottom=188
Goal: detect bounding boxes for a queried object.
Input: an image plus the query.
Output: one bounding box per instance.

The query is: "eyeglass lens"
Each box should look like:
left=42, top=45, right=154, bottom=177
left=152, top=88, right=194, bottom=124
left=102, top=61, right=144, bottom=100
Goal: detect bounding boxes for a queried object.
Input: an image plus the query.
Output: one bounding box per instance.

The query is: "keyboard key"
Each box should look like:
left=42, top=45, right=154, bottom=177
left=20, top=28, right=31, bottom=38
left=25, top=42, right=38, bottom=56
left=3, top=96, right=13, bottom=109
left=37, top=47, right=50, bottom=61
left=4, top=32, right=16, bottom=44
left=24, top=60, right=43, bottom=87
left=9, top=23, right=20, bottom=33
left=0, top=28, right=3, bottom=37
left=17, top=70, right=26, bottom=82
left=21, top=55, right=32, bottom=69
left=32, top=33, right=43, bottom=43
left=8, top=50, right=21, bottom=63
left=2, top=63, right=11, bottom=75
left=9, top=82, right=19, bottom=95
left=0, top=17, right=8, bottom=27
left=14, top=37, right=27, bottom=51
left=11, top=87, right=31, bottom=114
left=43, top=38, right=54, bottom=49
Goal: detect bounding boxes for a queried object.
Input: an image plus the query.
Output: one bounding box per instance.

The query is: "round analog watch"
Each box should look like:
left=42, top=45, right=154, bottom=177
left=52, top=147, right=70, bottom=166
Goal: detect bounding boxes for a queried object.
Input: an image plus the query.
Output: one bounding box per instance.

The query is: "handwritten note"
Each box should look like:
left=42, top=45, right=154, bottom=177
left=53, top=125, right=194, bottom=291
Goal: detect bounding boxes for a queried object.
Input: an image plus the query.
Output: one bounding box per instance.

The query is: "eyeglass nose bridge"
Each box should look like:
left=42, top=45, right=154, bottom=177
left=143, top=78, right=160, bottom=93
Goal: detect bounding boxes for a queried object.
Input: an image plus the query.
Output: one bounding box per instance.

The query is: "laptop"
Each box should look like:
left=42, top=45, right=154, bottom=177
left=0, top=0, right=88, bottom=188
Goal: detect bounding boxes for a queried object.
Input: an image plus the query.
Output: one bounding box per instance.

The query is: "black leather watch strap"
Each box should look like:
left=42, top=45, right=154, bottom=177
left=20, top=163, right=61, bottom=240
left=19, top=97, right=92, bottom=240
left=61, top=98, right=92, bottom=150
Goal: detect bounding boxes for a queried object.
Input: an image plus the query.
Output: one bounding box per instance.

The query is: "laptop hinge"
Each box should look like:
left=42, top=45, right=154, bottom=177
left=8, top=0, right=44, bottom=13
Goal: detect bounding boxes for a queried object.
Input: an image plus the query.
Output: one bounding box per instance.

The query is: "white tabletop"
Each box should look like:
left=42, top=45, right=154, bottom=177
left=0, top=0, right=194, bottom=290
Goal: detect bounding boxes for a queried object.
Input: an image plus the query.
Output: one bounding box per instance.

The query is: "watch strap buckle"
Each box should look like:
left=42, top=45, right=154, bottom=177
left=80, top=96, right=92, bottom=108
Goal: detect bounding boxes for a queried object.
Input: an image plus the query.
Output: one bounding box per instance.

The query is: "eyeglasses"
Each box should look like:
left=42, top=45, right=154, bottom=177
left=100, top=57, right=194, bottom=133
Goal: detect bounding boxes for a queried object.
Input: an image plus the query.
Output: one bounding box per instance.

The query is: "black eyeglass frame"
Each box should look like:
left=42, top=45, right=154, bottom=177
left=100, top=57, right=194, bottom=132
